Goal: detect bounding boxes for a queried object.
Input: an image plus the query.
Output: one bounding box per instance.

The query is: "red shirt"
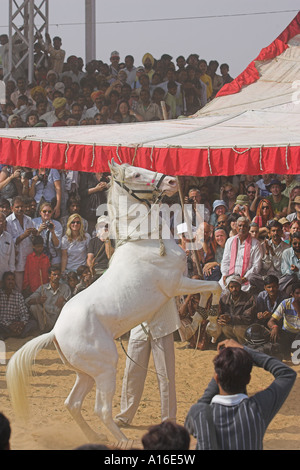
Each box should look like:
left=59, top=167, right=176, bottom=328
left=23, top=252, right=50, bottom=293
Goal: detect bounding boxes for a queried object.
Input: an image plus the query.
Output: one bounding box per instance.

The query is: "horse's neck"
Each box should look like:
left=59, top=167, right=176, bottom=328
left=108, top=182, right=161, bottom=242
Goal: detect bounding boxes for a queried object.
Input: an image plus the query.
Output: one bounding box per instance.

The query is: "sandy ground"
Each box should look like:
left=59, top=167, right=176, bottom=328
left=1, top=335, right=300, bottom=451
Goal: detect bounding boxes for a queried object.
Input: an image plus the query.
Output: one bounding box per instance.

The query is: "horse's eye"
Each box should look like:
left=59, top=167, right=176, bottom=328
left=134, top=173, right=140, bottom=178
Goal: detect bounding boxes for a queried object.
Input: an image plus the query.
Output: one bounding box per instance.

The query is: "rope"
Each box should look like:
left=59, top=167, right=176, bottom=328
left=259, top=145, right=264, bottom=171
left=231, top=146, right=252, bottom=155
left=65, top=142, right=70, bottom=164
left=131, top=145, right=139, bottom=166
left=285, top=144, right=290, bottom=170
left=150, top=146, right=155, bottom=168
left=39, top=139, right=43, bottom=164
left=207, top=147, right=212, bottom=174
left=91, top=143, right=96, bottom=168
left=116, top=144, right=123, bottom=163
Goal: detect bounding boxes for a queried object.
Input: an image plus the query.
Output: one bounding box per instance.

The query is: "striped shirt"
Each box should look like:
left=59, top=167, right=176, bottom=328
left=185, top=346, right=296, bottom=450
left=272, top=298, right=300, bottom=333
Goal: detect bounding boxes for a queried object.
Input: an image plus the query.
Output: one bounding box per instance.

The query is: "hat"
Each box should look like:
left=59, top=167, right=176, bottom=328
left=136, top=66, right=145, bottom=73
left=278, top=217, right=289, bottom=225
left=212, top=200, right=227, bottom=212
left=110, top=50, right=120, bottom=59
left=30, top=86, right=47, bottom=98
left=54, top=82, right=65, bottom=94
left=46, top=69, right=58, bottom=78
left=142, top=53, right=154, bottom=66
left=292, top=196, right=300, bottom=205
left=226, top=274, right=243, bottom=287
left=91, top=90, right=104, bottom=102
left=8, top=114, right=18, bottom=125
left=266, top=179, right=286, bottom=192
left=235, top=194, right=250, bottom=206
left=52, top=97, right=67, bottom=109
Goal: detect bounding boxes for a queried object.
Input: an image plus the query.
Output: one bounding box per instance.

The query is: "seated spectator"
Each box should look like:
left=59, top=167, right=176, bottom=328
left=22, top=235, right=50, bottom=298
left=250, top=220, right=289, bottom=293
left=23, top=195, right=37, bottom=218
left=256, top=275, right=287, bottom=327
left=280, top=231, right=300, bottom=295
left=66, top=271, right=79, bottom=297
left=61, top=214, right=91, bottom=276
left=33, top=201, right=63, bottom=265
left=26, top=265, right=71, bottom=333
left=289, top=219, right=300, bottom=241
left=226, top=213, right=239, bottom=237
left=209, top=200, right=228, bottom=227
left=0, top=271, right=37, bottom=340
left=287, top=186, right=300, bottom=219
left=142, top=421, right=190, bottom=450
left=74, top=265, right=95, bottom=294
left=217, top=274, right=256, bottom=344
left=266, top=179, right=289, bottom=219
left=220, top=217, right=262, bottom=291
left=279, top=217, right=291, bottom=243
left=203, top=227, right=228, bottom=281
left=164, top=81, right=183, bottom=119
left=268, top=282, right=300, bottom=360
left=252, top=198, right=274, bottom=228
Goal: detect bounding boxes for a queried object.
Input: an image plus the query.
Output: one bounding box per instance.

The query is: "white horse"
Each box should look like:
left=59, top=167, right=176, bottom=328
left=6, top=161, right=222, bottom=443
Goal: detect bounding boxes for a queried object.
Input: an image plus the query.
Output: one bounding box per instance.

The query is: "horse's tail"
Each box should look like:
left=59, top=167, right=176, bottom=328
left=6, top=331, right=55, bottom=420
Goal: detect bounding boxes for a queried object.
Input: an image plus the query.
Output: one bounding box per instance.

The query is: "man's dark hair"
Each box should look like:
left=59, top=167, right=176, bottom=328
left=213, top=347, right=253, bottom=394
left=264, top=274, right=279, bottom=286
left=142, top=420, right=190, bottom=450
left=291, top=282, right=300, bottom=294
left=0, top=413, right=11, bottom=450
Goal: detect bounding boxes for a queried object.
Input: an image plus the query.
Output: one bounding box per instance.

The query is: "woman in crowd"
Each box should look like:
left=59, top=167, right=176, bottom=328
left=61, top=213, right=91, bottom=276
left=33, top=201, right=63, bottom=265
left=252, top=198, right=274, bottom=228
left=116, top=100, right=144, bottom=123
left=202, top=227, right=228, bottom=281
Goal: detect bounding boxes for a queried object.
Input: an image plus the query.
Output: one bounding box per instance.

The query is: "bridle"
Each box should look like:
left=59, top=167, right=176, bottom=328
left=112, top=167, right=168, bottom=207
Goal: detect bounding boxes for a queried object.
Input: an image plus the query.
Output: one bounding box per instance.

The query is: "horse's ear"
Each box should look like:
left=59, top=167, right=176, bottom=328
left=108, top=159, right=119, bottom=177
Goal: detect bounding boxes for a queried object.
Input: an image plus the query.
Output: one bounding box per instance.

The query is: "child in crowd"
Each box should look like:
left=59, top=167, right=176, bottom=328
left=22, top=235, right=50, bottom=298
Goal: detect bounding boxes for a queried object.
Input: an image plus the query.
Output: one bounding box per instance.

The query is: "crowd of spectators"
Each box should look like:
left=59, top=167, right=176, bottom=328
left=0, top=33, right=300, bottom=364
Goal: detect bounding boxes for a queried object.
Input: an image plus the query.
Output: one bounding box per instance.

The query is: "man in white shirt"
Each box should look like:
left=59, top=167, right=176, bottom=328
left=0, top=212, right=15, bottom=287
left=221, top=217, right=262, bottom=291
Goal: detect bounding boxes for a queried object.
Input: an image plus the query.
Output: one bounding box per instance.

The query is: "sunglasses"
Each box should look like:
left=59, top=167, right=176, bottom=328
left=42, top=210, right=52, bottom=213
left=262, top=206, right=269, bottom=210
left=71, top=221, right=81, bottom=225
left=247, top=191, right=256, bottom=194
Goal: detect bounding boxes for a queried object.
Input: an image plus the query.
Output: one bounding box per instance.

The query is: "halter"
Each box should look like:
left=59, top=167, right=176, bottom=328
left=112, top=167, right=167, bottom=207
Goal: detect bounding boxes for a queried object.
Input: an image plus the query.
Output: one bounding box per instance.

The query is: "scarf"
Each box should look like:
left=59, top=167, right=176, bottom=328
left=229, top=234, right=252, bottom=277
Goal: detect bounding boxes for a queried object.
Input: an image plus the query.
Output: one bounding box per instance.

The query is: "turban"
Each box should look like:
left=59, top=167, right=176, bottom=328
left=52, top=97, right=67, bottom=109
left=91, top=90, right=104, bottom=102
left=142, top=53, right=154, bottom=66
left=30, top=86, right=46, bottom=98
left=226, top=275, right=243, bottom=287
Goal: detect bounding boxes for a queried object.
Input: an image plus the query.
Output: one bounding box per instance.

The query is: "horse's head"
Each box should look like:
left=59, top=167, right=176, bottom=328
left=108, top=160, right=178, bottom=203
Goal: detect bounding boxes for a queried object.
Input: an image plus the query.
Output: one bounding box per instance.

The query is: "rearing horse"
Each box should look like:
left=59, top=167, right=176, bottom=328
left=6, top=161, right=222, bottom=443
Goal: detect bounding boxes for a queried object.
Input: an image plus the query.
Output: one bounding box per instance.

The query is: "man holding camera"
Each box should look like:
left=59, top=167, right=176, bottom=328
left=33, top=201, right=63, bottom=265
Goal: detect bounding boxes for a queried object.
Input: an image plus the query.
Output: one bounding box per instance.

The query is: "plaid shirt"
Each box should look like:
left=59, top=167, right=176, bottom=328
left=0, top=289, right=29, bottom=326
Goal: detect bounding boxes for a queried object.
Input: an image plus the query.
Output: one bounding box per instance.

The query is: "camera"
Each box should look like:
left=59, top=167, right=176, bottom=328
left=21, top=170, right=33, bottom=179
left=45, top=221, right=54, bottom=230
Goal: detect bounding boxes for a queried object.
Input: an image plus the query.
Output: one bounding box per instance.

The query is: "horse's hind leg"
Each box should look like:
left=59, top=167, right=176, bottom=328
left=94, top=367, right=128, bottom=443
left=65, top=371, right=106, bottom=442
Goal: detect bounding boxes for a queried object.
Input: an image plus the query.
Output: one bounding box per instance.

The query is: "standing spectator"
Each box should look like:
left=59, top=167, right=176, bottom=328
left=29, top=168, right=62, bottom=219
left=6, top=196, right=37, bottom=291
left=61, top=214, right=91, bottom=275
left=109, top=51, right=120, bottom=78
left=78, top=172, right=108, bottom=235
left=198, top=60, right=213, bottom=101
left=124, top=54, right=136, bottom=87
left=0, top=271, right=37, bottom=340
left=208, top=60, right=223, bottom=98
left=220, top=63, right=233, bottom=85
left=40, top=33, right=65, bottom=74
left=32, top=202, right=63, bottom=265
left=135, top=88, right=162, bottom=121
left=60, top=195, right=88, bottom=235
left=22, top=235, right=50, bottom=298
left=86, top=216, right=112, bottom=279
left=0, top=212, right=15, bottom=287
left=26, top=265, right=71, bottom=333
